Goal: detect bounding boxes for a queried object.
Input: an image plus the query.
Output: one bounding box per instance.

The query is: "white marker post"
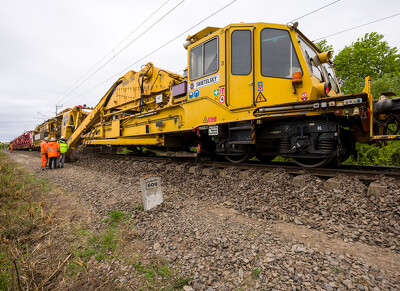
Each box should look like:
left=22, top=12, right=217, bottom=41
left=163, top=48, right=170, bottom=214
left=140, top=175, right=163, bottom=211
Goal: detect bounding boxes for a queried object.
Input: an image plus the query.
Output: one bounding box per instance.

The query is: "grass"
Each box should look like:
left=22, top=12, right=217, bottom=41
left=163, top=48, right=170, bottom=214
left=0, top=151, right=189, bottom=289
left=135, top=204, right=144, bottom=211
left=252, top=267, right=261, bottom=278
left=68, top=260, right=87, bottom=277
left=0, top=151, right=50, bottom=289
left=132, top=260, right=192, bottom=290
left=331, top=266, right=343, bottom=274
left=72, top=228, right=119, bottom=267
left=69, top=210, right=129, bottom=274
left=0, top=252, right=11, bottom=290
left=104, top=210, right=127, bottom=225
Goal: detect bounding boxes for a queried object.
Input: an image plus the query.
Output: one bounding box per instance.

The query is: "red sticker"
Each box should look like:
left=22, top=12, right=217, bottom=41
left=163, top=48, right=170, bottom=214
left=219, top=95, right=225, bottom=104
left=301, top=92, right=308, bottom=101
left=208, top=116, right=217, bottom=123
left=220, top=87, right=225, bottom=95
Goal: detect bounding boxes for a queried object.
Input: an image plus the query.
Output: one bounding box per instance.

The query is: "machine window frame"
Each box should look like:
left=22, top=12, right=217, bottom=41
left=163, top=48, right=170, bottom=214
left=260, top=28, right=302, bottom=79
left=190, top=36, right=219, bottom=81
left=231, top=29, right=252, bottom=75
left=298, top=36, right=324, bottom=81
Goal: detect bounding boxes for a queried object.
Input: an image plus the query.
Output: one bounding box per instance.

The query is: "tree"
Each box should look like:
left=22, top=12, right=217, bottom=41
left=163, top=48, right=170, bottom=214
left=314, top=39, right=334, bottom=57
left=334, top=32, right=400, bottom=95
left=371, top=72, right=400, bottom=98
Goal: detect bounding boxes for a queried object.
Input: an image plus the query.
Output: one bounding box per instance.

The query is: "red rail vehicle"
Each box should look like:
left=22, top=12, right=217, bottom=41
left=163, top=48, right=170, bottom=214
left=11, top=131, right=34, bottom=150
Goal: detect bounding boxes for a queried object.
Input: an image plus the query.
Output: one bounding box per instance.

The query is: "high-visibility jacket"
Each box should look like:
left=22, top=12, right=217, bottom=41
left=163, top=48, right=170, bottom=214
left=46, top=141, right=60, bottom=158
left=58, top=140, right=69, bottom=154
left=40, top=141, right=48, bottom=154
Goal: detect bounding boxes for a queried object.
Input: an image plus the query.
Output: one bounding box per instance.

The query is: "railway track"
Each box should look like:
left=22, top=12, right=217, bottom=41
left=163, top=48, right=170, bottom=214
left=82, top=151, right=400, bottom=180
left=204, top=161, right=400, bottom=180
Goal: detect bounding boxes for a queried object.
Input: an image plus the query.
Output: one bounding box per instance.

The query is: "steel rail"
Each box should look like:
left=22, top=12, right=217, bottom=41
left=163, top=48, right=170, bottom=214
left=82, top=152, right=400, bottom=180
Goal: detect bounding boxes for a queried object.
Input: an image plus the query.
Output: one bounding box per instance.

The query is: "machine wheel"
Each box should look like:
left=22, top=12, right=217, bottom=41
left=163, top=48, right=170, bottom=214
left=292, top=156, right=333, bottom=168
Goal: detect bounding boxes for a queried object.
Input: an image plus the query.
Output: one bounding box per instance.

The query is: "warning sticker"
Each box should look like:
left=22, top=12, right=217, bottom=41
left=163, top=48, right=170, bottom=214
left=255, top=92, right=267, bottom=103
left=219, top=95, right=225, bottom=104
left=208, top=116, right=217, bottom=123
left=258, top=81, right=263, bottom=92
left=204, top=116, right=217, bottom=123
left=208, top=125, right=218, bottom=136
left=220, top=87, right=225, bottom=95
left=301, top=92, right=308, bottom=101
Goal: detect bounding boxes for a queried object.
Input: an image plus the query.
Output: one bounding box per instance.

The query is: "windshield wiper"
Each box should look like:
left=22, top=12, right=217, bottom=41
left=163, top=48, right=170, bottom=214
left=309, top=56, right=325, bottom=82
left=304, top=51, right=313, bottom=73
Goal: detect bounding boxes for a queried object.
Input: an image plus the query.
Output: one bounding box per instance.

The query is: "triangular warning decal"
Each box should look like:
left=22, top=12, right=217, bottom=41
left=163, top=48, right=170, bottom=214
left=203, top=116, right=208, bottom=123
left=255, top=92, right=267, bottom=103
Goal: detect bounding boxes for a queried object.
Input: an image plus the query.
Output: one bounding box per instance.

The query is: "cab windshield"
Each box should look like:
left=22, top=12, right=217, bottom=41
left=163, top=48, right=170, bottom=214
left=261, top=28, right=302, bottom=79
left=298, top=36, right=340, bottom=93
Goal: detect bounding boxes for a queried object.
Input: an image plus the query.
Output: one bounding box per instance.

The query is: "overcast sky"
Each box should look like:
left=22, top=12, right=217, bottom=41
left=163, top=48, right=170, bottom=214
left=1, top=0, right=399, bottom=142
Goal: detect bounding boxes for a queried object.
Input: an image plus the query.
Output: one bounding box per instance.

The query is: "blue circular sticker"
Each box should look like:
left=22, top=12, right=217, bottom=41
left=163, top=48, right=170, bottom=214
left=189, top=92, right=194, bottom=99
left=194, top=90, right=200, bottom=98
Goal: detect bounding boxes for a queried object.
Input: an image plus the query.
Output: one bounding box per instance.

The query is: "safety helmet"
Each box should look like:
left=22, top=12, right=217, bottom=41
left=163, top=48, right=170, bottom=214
left=50, top=138, right=56, bottom=142
left=61, top=136, right=65, bottom=140
left=44, top=137, right=49, bottom=141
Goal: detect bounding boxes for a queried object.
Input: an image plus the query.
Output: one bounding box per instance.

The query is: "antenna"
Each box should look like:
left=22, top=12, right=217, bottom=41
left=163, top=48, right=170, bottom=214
left=56, top=105, right=63, bottom=115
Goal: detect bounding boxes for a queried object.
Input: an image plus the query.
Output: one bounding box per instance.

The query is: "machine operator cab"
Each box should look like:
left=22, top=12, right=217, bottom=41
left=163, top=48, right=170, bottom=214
left=184, top=22, right=341, bottom=111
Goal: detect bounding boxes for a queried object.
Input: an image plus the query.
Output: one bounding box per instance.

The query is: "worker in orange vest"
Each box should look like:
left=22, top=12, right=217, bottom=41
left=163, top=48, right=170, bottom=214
left=47, top=138, right=60, bottom=169
left=40, top=137, right=49, bottom=170
left=10, top=143, right=13, bottom=153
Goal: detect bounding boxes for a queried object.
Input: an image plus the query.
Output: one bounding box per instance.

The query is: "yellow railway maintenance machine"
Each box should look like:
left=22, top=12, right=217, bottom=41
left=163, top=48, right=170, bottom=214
left=33, top=107, right=89, bottom=149
left=67, top=22, right=400, bottom=167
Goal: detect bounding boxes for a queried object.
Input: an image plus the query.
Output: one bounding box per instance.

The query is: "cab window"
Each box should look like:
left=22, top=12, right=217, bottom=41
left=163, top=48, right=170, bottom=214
left=190, top=37, right=218, bottom=80
left=232, top=30, right=251, bottom=75
left=261, top=28, right=301, bottom=78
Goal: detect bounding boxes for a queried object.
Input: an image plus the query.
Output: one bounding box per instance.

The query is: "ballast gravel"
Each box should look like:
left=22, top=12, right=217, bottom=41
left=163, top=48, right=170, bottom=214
left=9, top=151, right=400, bottom=290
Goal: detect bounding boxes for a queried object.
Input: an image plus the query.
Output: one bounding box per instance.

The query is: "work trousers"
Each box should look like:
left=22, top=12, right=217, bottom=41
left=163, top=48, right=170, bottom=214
left=41, top=153, right=48, bottom=169
left=48, top=157, right=57, bottom=169
left=57, top=153, right=66, bottom=167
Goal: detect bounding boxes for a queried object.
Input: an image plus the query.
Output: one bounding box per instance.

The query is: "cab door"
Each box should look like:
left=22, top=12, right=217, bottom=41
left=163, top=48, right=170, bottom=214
left=227, top=27, right=254, bottom=109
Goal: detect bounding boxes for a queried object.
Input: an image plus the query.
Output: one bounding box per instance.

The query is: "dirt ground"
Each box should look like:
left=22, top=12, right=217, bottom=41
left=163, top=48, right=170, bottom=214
left=5, top=150, right=400, bottom=290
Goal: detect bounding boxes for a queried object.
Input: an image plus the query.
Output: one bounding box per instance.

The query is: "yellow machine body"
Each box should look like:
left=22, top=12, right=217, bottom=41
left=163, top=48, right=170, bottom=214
left=66, top=22, right=400, bottom=167
left=33, top=107, right=89, bottom=148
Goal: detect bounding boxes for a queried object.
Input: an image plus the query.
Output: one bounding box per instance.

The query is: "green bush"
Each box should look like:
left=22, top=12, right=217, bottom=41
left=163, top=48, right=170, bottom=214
left=344, top=141, right=400, bottom=166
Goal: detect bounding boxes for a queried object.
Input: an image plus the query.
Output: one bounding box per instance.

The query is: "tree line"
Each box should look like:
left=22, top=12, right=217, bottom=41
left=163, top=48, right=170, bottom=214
left=315, top=33, right=400, bottom=166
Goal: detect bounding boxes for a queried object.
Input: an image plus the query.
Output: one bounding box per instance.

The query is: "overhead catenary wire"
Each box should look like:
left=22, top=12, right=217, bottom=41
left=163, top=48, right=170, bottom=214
left=45, top=0, right=340, bottom=114
left=312, top=12, right=400, bottom=42
left=64, top=0, right=237, bottom=104
left=288, top=0, right=341, bottom=23
left=58, top=0, right=172, bottom=98
left=53, top=0, right=185, bottom=107
left=44, top=0, right=173, bottom=117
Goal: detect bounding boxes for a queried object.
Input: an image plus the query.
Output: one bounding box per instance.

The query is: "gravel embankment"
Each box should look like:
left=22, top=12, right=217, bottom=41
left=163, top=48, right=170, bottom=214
left=8, top=151, right=400, bottom=290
